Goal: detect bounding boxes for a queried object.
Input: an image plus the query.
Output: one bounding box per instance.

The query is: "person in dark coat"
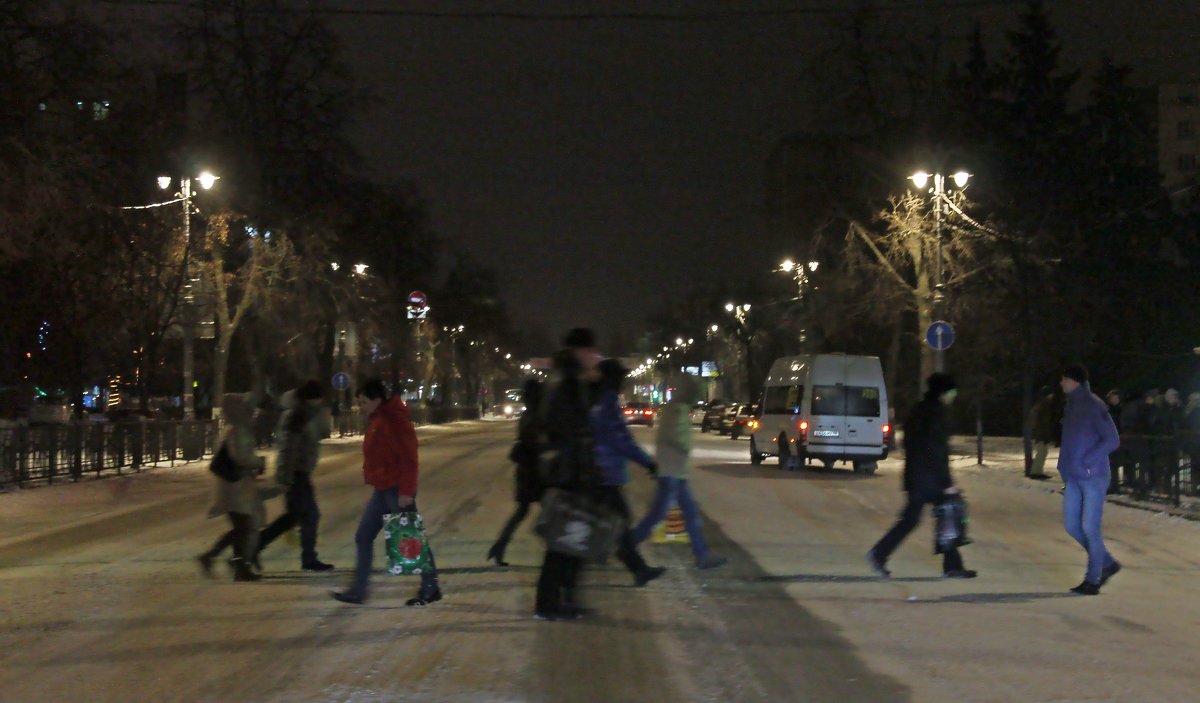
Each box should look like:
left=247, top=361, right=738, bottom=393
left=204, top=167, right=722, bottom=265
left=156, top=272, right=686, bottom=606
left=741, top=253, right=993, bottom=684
left=533, top=329, right=601, bottom=621
left=868, top=373, right=976, bottom=579
left=1027, top=385, right=1058, bottom=479
left=487, top=378, right=546, bottom=566
left=256, top=381, right=334, bottom=572
left=588, top=358, right=664, bottom=586
left=1057, top=364, right=1121, bottom=595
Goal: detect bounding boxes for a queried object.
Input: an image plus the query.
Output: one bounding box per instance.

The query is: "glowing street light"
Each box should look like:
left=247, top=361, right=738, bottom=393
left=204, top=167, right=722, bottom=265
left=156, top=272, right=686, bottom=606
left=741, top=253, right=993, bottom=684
left=909, top=169, right=973, bottom=372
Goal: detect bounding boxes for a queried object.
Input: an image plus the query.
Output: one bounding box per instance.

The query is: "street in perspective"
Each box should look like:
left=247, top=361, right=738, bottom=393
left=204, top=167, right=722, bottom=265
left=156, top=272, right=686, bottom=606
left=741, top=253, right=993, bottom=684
left=4, top=1, right=1200, bottom=702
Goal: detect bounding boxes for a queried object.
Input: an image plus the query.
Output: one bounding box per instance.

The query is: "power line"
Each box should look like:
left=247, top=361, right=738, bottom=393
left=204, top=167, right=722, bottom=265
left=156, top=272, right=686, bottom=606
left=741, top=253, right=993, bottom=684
left=96, top=0, right=1044, bottom=22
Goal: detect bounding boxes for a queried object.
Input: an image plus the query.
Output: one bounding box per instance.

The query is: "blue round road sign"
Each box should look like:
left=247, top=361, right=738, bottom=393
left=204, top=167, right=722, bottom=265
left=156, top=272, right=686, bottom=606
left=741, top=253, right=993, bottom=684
left=332, top=372, right=351, bottom=391
left=925, top=321, right=956, bottom=351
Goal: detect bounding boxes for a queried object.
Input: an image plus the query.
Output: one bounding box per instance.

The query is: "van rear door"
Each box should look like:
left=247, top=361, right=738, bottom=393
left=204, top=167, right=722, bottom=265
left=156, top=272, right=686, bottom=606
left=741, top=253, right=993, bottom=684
left=809, top=384, right=847, bottom=456
left=843, top=386, right=884, bottom=452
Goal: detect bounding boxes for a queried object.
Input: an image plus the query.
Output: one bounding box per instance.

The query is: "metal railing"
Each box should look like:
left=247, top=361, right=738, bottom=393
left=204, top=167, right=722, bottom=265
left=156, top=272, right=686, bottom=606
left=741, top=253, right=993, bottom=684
left=1, top=406, right=484, bottom=489
left=1111, top=433, right=1199, bottom=507
left=0, top=420, right=220, bottom=488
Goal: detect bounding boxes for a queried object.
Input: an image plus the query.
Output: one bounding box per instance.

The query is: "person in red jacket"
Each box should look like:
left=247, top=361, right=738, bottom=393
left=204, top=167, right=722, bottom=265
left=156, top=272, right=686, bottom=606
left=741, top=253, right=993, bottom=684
left=332, top=379, right=442, bottom=606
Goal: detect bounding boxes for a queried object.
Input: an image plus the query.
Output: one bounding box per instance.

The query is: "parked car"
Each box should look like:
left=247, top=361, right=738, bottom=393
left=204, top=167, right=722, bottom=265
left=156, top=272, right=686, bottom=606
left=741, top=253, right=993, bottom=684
left=688, top=400, right=707, bottom=426
left=728, top=403, right=761, bottom=440
left=622, top=401, right=655, bottom=427
left=716, top=403, right=744, bottom=436
left=699, top=400, right=728, bottom=433
left=749, top=353, right=891, bottom=473
left=26, top=400, right=72, bottom=425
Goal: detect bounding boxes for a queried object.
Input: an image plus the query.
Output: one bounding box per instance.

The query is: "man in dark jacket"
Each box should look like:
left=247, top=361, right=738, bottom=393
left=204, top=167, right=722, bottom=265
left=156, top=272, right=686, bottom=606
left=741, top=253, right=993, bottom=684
left=256, top=380, right=334, bottom=572
left=1027, top=385, right=1058, bottom=479
left=534, top=328, right=602, bottom=621
left=590, top=358, right=663, bottom=586
left=868, top=373, right=976, bottom=579
left=1058, top=364, right=1121, bottom=596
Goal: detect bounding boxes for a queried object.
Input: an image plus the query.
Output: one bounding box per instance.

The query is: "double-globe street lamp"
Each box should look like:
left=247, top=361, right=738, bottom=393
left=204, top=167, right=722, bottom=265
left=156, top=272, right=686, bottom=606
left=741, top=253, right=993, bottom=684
left=157, top=172, right=218, bottom=419
left=909, top=170, right=970, bottom=373
left=779, top=258, right=819, bottom=350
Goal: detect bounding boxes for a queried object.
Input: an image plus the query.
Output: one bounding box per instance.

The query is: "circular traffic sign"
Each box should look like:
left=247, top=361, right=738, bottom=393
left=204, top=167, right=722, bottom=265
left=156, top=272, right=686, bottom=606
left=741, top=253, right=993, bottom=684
left=408, top=290, right=427, bottom=308
left=331, top=372, right=351, bottom=391
left=925, top=321, right=956, bottom=351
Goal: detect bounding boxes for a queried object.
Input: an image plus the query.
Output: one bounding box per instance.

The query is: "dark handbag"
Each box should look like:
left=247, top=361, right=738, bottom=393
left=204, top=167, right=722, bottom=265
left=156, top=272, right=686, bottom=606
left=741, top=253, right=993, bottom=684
left=536, top=488, right=625, bottom=563
left=208, top=444, right=240, bottom=483
left=933, top=494, right=972, bottom=554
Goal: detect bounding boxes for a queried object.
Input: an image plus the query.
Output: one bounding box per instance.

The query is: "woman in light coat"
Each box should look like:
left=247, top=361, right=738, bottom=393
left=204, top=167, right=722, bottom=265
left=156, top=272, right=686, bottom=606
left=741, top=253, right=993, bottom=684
left=197, top=393, right=267, bottom=582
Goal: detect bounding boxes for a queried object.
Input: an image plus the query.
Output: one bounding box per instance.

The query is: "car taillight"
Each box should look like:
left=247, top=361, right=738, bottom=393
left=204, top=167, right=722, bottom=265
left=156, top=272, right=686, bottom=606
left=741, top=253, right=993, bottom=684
left=643, top=409, right=653, bottom=416
left=624, top=409, right=633, bottom=415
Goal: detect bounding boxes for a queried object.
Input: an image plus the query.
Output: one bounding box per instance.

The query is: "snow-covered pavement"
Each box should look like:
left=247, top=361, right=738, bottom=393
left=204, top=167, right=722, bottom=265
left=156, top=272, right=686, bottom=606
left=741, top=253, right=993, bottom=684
left=0, top=422, right=1196, bottom=702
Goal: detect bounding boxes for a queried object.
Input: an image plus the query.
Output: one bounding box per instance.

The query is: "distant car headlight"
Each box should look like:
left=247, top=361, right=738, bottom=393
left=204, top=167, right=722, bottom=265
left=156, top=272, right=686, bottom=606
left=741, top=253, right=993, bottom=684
left=503, top=405, right=514, bottom=416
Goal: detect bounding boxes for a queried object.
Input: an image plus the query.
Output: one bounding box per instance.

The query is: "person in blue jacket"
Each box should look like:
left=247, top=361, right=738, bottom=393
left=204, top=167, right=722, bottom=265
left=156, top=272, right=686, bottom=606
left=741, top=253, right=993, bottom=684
left=591, top=358, right=666, bottom=587
left=1058, top=364, right=1122, bottom=595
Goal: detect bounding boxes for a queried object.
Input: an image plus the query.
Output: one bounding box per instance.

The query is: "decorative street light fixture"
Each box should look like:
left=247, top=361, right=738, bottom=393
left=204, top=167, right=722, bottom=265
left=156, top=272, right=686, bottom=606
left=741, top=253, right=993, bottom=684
left=910, top=169, right=971, bottom=373
left=157, top=171, right=218, bottom=419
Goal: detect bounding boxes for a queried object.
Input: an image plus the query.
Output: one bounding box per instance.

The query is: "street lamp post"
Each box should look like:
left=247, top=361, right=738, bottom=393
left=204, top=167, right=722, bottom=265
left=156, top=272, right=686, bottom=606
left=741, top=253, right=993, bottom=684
left=779, top=258, right=820, bottom=351
left=724, top=302, right=753, bottom=401
left=157, top=172, right=217, bottom=419
left=910, top=170, right=970, bottom=373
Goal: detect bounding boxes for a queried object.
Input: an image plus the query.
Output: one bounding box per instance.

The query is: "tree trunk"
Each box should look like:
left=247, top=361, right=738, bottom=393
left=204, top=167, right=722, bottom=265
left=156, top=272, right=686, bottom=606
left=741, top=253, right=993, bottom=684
left=212, top=337, right=231, bottom=415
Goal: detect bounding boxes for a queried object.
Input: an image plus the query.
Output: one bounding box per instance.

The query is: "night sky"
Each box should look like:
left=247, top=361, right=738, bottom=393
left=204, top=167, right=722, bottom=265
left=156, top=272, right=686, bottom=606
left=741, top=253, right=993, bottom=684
left=113, top=1, right=1200, bottom=343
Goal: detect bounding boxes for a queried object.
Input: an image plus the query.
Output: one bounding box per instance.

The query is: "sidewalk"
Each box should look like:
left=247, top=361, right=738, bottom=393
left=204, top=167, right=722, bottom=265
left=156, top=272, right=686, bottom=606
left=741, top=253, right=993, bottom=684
left=949, top=434, right=1200, bottom=521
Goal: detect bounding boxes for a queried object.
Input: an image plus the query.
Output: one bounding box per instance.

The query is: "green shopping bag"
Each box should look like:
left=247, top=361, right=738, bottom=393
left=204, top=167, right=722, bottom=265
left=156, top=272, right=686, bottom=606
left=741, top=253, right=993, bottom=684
left=383, top=511, right=432, bottom=576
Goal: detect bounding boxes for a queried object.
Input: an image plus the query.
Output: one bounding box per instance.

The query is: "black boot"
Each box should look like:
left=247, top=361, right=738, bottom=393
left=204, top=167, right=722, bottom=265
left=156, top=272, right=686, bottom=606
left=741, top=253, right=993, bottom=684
left=486, top=544, right=509, bottom=567
left=231, top=558, right=261, bottom=582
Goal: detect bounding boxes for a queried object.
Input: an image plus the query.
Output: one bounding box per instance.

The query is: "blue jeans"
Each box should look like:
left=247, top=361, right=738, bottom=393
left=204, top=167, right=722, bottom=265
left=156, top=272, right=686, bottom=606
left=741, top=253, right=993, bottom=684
left=631, top=477, right=712, bottom=562
left=1063, top=475, right=1115, bottom=584
left=348, top=489, right=438, bottom=599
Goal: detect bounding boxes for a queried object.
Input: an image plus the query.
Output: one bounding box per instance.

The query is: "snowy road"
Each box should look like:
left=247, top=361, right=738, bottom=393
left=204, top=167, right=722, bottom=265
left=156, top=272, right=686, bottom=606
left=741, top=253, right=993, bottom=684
left=1, top=422, right=1197, bottom=702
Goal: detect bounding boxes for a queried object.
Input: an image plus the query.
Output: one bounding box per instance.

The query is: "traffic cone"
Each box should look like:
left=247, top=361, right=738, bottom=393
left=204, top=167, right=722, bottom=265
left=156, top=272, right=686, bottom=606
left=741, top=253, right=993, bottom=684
left=651, top=505, right=691, bottom=544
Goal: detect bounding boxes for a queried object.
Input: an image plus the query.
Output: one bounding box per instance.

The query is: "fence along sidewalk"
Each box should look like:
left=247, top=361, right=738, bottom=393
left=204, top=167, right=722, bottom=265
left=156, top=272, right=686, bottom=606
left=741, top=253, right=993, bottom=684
left=0, top=420, right=220, bottom=488
left=0, top=405, right=483, bottom=489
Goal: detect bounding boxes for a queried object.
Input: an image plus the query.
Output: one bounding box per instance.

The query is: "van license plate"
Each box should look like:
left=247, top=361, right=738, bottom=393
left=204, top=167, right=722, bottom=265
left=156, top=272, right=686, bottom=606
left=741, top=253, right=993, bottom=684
left=813, top=430, right=840, bottom=437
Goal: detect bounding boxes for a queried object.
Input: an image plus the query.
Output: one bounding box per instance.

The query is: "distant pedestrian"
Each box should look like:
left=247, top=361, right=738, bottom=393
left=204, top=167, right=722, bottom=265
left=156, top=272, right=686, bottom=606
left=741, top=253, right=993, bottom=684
left=487, top=378, right=546, bottom=566
left=332, top=379, right=442, bottom=606
left=867, top=373, right=976, bottom=579
left=1027, top=385, right=1058, bottom=479
left=197, top=393, right=267, bottom=582
left=590, top=358, right=666, bottom=587
left=1105, top=390, right=1123, bottom=433
left=631, top=374, right=727, bottom=569
left=534, top=329, right=601, bottom=621
left=1163, top=388, right=1185, bottom=435
left=1105, top=389, right=1126, bottom=493
left=256, top=381, right=334, bottom=572
left=1057, top=364, right=1121, bottom=596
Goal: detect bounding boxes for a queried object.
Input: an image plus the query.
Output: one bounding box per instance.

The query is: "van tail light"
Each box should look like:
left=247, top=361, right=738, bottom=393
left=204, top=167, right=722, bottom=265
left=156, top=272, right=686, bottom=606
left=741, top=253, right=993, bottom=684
left=797, top=420, right=808, bottom=443
left=883, top=423, right=893, bottom=446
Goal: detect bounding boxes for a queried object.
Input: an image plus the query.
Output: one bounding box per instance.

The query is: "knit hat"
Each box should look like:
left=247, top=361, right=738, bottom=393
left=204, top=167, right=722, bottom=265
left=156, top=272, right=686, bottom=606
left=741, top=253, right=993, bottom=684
left=297, top=379, right=324, bottom=401
left=1062, top=364, right=1089, bottom=384
left=926, top=373, right=957, bottom=398
left=563, top=327, right=597, bottom=349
